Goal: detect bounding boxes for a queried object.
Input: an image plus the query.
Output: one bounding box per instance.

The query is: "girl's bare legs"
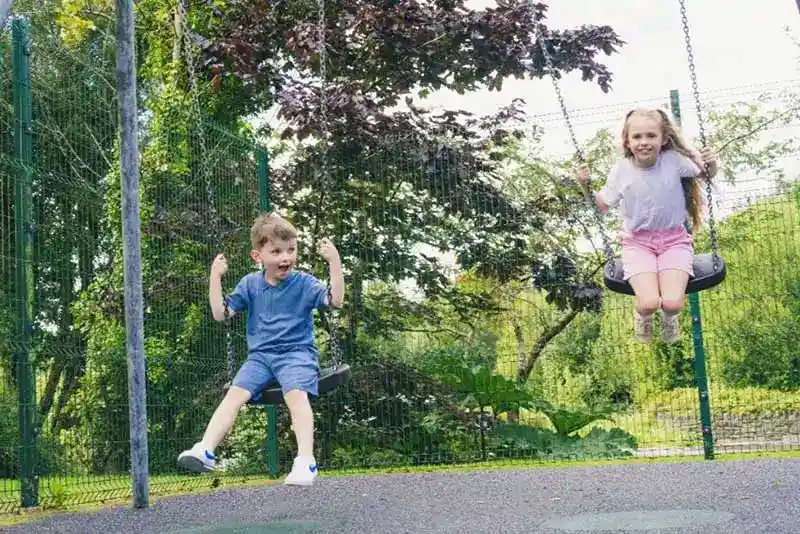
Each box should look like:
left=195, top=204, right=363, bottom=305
left=629, top=272, right=661, bottom=342
left=658, top=269, right=690, bottom=343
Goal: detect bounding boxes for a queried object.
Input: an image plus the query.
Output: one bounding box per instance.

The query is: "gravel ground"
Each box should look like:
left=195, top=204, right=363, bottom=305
left=2, top=458, right=797, bottom=533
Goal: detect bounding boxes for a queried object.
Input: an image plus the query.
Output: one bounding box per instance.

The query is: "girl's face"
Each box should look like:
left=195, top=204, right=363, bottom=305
left=625, top=114, right=664, bottom=168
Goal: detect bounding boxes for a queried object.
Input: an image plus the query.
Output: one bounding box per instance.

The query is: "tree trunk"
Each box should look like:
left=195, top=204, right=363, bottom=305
left=39, top=188, right=77, bottom=423
left=517, top=309, right=579, bottom=384
left=39, top=358, right=64, bottom=423
left=51, top=360, right=78, bottom=431
left=173, top=0, right=185, bottom=63
left=506, top=317, right=527, bottom=424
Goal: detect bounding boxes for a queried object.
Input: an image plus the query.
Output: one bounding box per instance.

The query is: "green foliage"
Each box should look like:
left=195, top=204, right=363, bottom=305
left=536, top=402, right=619, bottom=437
left=492, top=424, right=636, bottom=461
left=642, top=385, right=800, bottom=417
left=719, top=305, right=800, bottom=390
left=217, top=406, right=271, bottom=475
left=418, top=340, right=540, bottom=417
left=0, top=388, right=63, bottom=478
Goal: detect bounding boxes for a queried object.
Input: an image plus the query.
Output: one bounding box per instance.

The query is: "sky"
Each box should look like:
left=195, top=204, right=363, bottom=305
left=258, top=1, right=800, bottom=291
left=413, top=0, right=800, bottom=213
left=423, top=0, right=799, bottom=139
left=265, top=0, right=800, bottom=164
left=401, top=0, right=800, bottom=285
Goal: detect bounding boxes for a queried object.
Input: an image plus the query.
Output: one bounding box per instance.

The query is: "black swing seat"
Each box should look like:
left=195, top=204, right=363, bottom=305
left=604, top=253, right=727, bottom=296
left=248, top=362, right=351, bottom=406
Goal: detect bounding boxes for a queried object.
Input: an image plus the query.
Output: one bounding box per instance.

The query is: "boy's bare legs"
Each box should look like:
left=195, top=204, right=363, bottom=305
left=283, top=389, right=317, bottom=485
left=201, top=386, right=251, bottom=452
left=177, top=386, right=250, bottom=472
left=284, top=389, right=314, bottom=458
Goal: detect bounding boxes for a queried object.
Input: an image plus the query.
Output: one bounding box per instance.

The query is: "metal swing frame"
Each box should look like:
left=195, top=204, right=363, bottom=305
left=533, top=0, right=726, bottom=296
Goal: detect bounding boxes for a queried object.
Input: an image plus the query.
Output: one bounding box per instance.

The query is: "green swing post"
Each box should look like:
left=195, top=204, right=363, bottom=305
left=256, top=148, right=280, bottom=478
left=669, top=89, right=714, bottom=460
left=13, top=16, right=39, bottom=508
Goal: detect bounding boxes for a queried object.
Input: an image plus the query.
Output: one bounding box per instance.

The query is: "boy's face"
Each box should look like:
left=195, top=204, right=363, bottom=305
left=250, top=237, right=297, bottom=281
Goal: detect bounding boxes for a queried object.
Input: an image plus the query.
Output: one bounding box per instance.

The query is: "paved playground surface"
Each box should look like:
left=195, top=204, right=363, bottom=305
left=2, top=458, right=797, bottom=533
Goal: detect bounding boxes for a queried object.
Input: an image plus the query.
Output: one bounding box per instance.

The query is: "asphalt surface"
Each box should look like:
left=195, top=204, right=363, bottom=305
left=2, top=458, right=797, bottom=533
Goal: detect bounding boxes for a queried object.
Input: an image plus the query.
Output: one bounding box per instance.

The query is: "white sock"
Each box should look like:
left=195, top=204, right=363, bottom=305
left=297, top=454, right=316, bottom=465
left=199, top=442, right=216, bottom=457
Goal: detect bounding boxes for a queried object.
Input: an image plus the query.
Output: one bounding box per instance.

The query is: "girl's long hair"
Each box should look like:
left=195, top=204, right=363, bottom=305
left=621, top=108, right=708, bottom=232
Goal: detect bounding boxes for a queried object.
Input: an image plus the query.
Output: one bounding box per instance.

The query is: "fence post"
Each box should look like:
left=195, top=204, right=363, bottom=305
left=12, top=16, right=38, bottom=509
left=116, top=0, right=150, bottom=507
left=256, top=147, right=280, bottom=478
left=669, top=89, right=715, bottom=460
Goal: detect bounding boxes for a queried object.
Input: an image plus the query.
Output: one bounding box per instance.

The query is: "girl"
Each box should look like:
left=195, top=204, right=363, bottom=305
left=575, top=107, right=718, bottom=343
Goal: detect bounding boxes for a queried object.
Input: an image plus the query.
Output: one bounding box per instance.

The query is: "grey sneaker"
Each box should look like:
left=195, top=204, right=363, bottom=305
left=660, top=310, right=681, bottom=344
left=634, top=311, right=654, bottom=343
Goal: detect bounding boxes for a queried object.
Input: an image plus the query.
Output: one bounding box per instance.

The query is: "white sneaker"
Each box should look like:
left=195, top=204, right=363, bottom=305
left=660, top=310, right=681, bottom=344
left=634, top=311, right=654, bottom=343
left=177, top=442, right=216, bottom=473
left=284, top=456, right=318, bottom=486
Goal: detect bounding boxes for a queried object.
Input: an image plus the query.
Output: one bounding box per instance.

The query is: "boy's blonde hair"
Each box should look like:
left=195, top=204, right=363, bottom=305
left=621, top=107, right=708, bottom=232
left=250, top=212, right=298, bottom=249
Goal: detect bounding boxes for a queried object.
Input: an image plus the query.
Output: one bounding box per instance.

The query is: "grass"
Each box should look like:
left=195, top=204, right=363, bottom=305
left=0, top=471, right=278, bottom=519
left=1, top=448, right=799, bottom=528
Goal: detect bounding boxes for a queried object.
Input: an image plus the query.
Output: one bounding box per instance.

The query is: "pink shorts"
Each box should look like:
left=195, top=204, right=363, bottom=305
left=621, top=227, right=694, bottom=280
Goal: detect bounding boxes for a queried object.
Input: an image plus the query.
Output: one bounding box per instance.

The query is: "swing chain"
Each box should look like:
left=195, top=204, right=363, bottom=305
left=678, top=0, right=720, bottom=271
left=531, top=13, right=615, bottom=271
left=223, top=301, right=236, bottom=384
left=178, top=0, right=237, bottom=383
left=179, top=0, right=215, bottom=233
left=316, top=0, right=344, bottom=368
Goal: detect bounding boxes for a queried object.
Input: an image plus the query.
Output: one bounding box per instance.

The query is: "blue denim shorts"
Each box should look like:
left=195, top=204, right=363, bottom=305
left=232, top=349, right=319, bottom=399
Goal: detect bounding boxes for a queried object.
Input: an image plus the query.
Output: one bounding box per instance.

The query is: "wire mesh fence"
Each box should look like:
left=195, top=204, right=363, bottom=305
left=1, top=17, right=18, bottom=513
left=1, top=9, right=799, bottom=515
left=0, top=13, right=268, bottom=511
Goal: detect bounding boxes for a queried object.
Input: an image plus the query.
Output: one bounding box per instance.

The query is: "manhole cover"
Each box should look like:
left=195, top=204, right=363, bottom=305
left=541, top=509, right=735, bottom=531
left=171, top=519, right=327, bottom=533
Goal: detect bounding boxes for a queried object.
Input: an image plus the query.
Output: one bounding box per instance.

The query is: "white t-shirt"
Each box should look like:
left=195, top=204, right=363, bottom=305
left=598, top=149, right=701, bottom=233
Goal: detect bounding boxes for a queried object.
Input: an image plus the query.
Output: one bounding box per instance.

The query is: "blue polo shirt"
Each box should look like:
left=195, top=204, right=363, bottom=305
left=226, top=269, right=329, bottom=355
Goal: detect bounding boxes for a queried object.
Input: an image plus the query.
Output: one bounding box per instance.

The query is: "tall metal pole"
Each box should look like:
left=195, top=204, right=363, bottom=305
left=670, top=89, right=715, bottom=461
left=12, top=16, right=38, bottom=509
left=115, top=0, right=149, bottom=507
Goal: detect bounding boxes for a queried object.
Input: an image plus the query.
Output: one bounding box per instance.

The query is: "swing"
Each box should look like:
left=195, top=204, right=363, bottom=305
left=180, top=0, right=351, bottom=405
left=221, top=296, right=351, bottom=407
left=533, top=0, right=726, bottom=296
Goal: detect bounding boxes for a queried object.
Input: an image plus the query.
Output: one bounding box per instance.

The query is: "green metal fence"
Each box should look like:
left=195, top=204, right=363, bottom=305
left=1, top=11, right=799, bottom=515
left=0, top=14, right=270, bottom=511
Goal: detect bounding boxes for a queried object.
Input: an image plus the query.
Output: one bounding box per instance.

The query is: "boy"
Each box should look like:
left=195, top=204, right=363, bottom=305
left=178, top=212, right=344, bottom=486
